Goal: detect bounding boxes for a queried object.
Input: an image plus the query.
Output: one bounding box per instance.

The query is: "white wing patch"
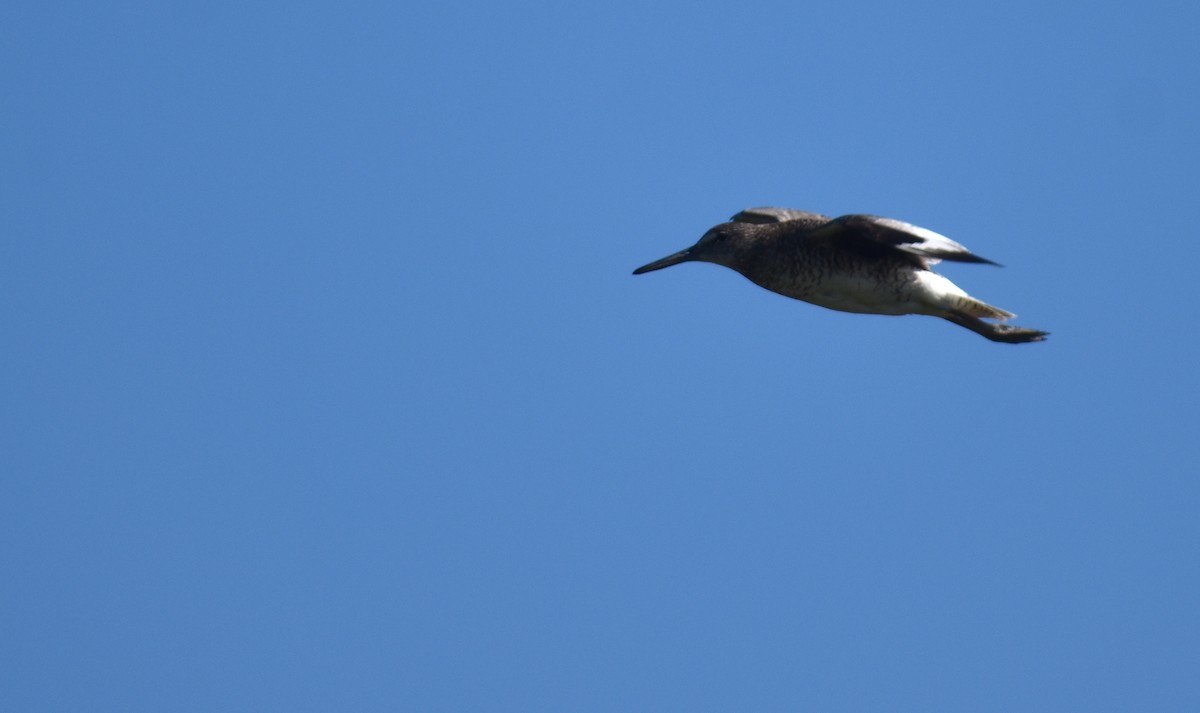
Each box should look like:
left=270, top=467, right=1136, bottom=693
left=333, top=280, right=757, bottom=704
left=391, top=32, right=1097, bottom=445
left=850, top=215, right=998, bottom=265
left=868, top=217, right=974, bottom=259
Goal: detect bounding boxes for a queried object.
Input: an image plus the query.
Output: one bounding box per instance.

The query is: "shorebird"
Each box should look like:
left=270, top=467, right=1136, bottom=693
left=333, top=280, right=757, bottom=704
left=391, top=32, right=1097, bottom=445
left=633, top=207, right=1047, bottom=343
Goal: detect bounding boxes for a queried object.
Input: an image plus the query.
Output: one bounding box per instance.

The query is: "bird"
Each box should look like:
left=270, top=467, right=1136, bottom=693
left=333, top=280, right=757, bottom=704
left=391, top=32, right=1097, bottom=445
left=632, top=207, right=1048, bottom=343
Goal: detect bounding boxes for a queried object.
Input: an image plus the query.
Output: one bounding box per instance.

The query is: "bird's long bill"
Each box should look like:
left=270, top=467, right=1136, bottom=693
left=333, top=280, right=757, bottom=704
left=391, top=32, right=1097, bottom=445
left=632, top=248, right=692, bottom=275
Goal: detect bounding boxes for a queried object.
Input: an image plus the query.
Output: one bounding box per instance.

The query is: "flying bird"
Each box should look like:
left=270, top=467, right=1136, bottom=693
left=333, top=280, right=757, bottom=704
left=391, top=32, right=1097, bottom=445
left=633, top=207, right=1047, bottom=343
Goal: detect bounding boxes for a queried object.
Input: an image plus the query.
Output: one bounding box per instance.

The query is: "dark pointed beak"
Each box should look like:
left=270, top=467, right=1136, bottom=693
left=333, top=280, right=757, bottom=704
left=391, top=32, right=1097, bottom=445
left=632, top=248, right=693, bottom=275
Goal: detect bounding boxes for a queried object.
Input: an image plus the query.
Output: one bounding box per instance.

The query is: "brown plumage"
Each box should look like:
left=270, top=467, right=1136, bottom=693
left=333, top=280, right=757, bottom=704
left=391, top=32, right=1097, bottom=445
left=633, top=207, right=1047, bottom=343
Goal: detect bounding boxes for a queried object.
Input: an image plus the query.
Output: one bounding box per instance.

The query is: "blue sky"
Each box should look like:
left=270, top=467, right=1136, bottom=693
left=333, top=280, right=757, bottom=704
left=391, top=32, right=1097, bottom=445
left=4, top=1, right=1199, bottom=710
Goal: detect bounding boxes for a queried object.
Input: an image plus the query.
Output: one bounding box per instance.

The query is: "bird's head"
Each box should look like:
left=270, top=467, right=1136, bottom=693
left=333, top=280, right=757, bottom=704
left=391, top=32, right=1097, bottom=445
left=632, top=222, right=755, bottom=275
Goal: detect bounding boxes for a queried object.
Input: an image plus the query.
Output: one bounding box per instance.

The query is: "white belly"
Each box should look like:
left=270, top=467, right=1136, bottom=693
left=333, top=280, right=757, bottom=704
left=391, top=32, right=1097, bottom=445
left=769, top=271, right=970, bottom=317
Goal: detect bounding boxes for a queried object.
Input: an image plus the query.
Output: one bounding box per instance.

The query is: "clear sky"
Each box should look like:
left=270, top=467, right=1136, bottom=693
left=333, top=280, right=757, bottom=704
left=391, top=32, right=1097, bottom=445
left=4, top=1, right=1199, bottom=711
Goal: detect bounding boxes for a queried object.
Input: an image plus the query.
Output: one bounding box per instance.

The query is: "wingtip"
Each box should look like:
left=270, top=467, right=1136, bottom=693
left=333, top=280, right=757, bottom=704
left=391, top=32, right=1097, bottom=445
left=952, top=252, right=1003, bottom=267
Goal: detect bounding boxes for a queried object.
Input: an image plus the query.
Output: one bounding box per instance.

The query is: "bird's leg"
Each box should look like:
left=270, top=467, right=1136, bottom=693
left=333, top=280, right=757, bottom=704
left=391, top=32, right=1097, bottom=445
left=942, top=312, right=1049, bottom=344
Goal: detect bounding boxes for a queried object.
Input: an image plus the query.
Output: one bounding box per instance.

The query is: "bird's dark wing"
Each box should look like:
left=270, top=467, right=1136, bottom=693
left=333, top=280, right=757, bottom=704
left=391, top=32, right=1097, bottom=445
left=731, top=206, right=832, bottom=225
left=823, top=214, right=1001, bottom=265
